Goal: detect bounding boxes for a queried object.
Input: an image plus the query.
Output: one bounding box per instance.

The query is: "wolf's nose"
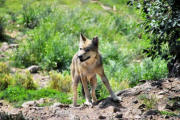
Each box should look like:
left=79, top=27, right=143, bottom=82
left=78, top=55, right=83, bottom=59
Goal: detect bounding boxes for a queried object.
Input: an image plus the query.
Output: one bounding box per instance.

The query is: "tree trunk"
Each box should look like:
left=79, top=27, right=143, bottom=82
left=168, top=44, right=180, bottom=77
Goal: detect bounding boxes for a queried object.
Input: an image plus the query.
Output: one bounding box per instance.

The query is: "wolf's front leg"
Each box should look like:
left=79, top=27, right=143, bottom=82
left=72, top=76, right=80, bottom=107
left=81, top=76, right=92, bottom=106
left=90, top=76, right=98, bottom=103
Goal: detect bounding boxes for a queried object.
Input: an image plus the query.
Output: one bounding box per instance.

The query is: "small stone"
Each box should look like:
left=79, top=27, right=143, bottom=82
left=9, top=44, right=18, bottom=48
left=144, top=109, right=159, bottom=116
left=138, top=104, right=146, bottom=109
left=165, top=115, right=169, bottom=119
left=37, top=98, right=46, bottom=105
left=70, top=115, right=80, bottom=120
left=0, top=102, right=3, bottom=106
left=115, top=114, right=123, bottom=118
left=22, top=101, right=37, bottom=108
left=133, top=100, right=138, bottom=104
left=98, top=115, right=106, bottom=119
left=113, top=107, right=121, bottom=113
left=27, top=65, right=40, bottom=73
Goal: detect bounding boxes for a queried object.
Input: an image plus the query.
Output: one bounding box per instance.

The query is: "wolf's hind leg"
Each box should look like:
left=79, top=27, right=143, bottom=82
left=90, top=76, right=97, bottom=103
left=72, top=75, right=80, bottom=107
left=97, top=71, right=120, bottom=101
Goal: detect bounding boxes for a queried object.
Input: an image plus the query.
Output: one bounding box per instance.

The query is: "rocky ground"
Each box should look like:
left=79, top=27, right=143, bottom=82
left=0, top=78, right=180, bottom=120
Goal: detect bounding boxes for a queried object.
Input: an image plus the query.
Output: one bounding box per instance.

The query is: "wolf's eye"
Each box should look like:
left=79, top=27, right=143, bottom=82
left=80, top=48, right=83, bottom=50
left=86, top=48, right=90, bottom=52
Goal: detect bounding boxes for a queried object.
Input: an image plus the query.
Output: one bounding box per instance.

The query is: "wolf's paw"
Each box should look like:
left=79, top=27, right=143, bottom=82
left=112, top=95, right=122, bottom=102
left=84, top=101, right=93, bottom=107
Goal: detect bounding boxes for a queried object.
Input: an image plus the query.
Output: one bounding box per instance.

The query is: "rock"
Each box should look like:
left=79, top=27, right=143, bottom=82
left=27, top=65, right=40, bottom=73
left=115, top=114, right=123, bottom=118
left=70, top=115, right=80, bottom=120
left=151, top=80, right=163, bottom=89
left=0, top=102, right=3, bottom=106
left=165, top=101, right=180, bottom=111
left=138, top=104, right=146, bottom=109
left=113, top=107, right=121, bottom=113
left=133, top=100, right=138, bottom=104
left=51, top=103, right=69, bottom=108
left=9, top=44, right=18, bottom=48
left=144, top=110, right=159, bottom=116
left=0, top=42, right=9, bottom=51
left=22, top=101, right=37, bottom=108
left=52, top=103, right=62, bottom=108
left=158, top=91, right=167, bottom=95
left=98, top=115, right=106, bottom=119
left=37, top=98, right=46, bottom=105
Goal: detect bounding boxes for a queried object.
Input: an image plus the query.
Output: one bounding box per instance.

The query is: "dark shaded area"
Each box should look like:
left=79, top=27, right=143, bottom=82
left=0, top=112, right=26, bottom=120
left=0, top=17, right=5, bottom=41
left=97, top=97, right=124, bottom=109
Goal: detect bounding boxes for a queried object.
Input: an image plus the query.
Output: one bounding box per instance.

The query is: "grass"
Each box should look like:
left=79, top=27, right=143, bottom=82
left=0, top=86, right=72, bottom=107
left=138, top=94, right=158, bottom=110
left=0, top=0, right=169, bottom=104
left=160, top=111, right=178, bottom=117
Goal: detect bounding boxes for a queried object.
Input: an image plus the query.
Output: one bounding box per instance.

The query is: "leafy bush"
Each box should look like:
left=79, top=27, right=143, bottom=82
left=14, top=71, right=37, bottom=90
left=21, top=2, right=52, bottom=29
left=129, top=57, right=168, bottom=86
left=0, top=74, right=14, bottom=90
left=0, top=62, right=13, bottom=90
left=49, top=71, right=71, bottom=92
left=130, top=0, right=180, bottom=77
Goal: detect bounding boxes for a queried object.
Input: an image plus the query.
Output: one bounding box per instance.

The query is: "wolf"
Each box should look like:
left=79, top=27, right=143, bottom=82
left=71, top=34, right=119, bottom=107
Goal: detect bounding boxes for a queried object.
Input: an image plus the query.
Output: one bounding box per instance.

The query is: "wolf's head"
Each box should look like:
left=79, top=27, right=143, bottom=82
left=78, top=34, right=99, bottom=62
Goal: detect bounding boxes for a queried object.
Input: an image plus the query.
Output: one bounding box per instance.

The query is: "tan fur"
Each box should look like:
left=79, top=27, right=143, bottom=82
left=71, top=34, right=119, bottom=106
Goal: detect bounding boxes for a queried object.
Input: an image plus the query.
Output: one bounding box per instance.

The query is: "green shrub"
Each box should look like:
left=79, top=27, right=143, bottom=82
left=0, top=62, right=10, bottom=74
left=21, top=2, right=52, bottom=29
left=0, top=62, right=13, bottom=90
left=0, top=74, right=14, bottom=90
left=49, top=71, right=71, bottom=92
left=14, top=71, right=37, bottom=90
left=129, top=57, right=168, bottom=86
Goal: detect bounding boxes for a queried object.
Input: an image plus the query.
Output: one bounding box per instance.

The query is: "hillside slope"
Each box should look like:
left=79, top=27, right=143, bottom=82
left=0, top=78, right=180, bottom=120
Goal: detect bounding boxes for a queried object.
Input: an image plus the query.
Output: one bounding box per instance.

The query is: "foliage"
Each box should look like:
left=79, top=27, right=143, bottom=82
left=129, top=0, right=180, bottom=60
left=21, top=2, right=52, bottom=29
left=0, top=86, right=72, bottom=107
left=0, top=62, right=13, bottom=90
left=0, top=0, right=170, bottom=103
left=14, top=71, right=38, bottom=90
left=138, top=94, right=158, bottom=110
left=129, top=57, right=168, bottom=86
left=160, top=111, right=178, bottom=116
left=49, top=71, right=71, bottom=92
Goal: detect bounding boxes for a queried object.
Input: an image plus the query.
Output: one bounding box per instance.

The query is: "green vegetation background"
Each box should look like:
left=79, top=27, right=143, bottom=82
left=0, top=0, right=168, bottom=107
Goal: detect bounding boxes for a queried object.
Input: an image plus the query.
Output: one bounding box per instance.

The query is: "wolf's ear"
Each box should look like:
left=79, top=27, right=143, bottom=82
left=93, top=36, right=98, bottom=46
left=80, top=34, right=86, bottom=42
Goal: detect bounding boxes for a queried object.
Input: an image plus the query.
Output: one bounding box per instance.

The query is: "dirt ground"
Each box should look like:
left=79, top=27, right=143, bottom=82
left=0, top=78, right=180, bottom=120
